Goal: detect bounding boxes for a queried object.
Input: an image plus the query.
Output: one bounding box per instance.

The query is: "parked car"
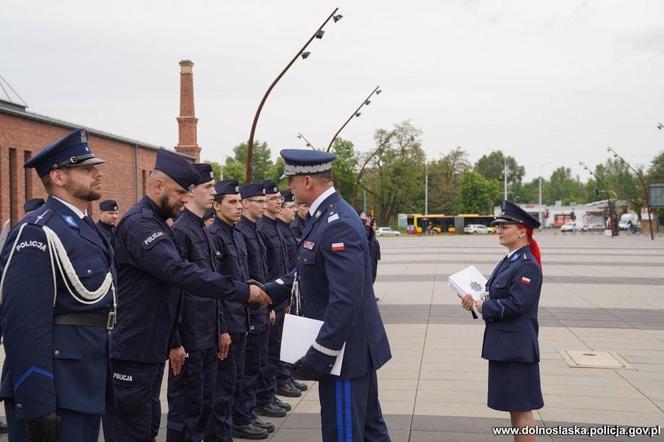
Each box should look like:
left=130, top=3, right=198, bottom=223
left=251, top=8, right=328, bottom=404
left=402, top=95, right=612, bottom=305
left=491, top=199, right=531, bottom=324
left=464, top=224, right=490, bottom=234
left=376, top=227, right=401, bottom=237
left=560, top=222, right=579, bottom=233
left=581, top=222, right=605, bottom=232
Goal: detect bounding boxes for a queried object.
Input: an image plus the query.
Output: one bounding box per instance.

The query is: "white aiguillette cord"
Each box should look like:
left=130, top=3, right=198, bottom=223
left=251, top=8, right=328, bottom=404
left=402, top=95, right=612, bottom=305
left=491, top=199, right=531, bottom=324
left=0, top=223, right=116, bottom=312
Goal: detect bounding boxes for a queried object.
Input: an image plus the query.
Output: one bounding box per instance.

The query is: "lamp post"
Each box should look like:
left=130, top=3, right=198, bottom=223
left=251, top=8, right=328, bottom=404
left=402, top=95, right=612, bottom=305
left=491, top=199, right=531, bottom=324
left=580, top=161, right=619, bottom=237
left=326, top=85, right=382, bottom=152
left=607, top=146, right=655, bottom=240
left=246, top=8, right=342, bottom=182
left=538, top=161, right=554, bottom=229
left=296, top=132, right=317, bottom=150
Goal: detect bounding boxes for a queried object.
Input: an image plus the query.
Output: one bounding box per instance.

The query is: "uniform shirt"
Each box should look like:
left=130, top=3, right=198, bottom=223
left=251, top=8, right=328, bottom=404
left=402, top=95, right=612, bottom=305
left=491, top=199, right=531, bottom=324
left=257, top=216, right=290, bottom=309
left=111, top=196, right=249, bottom=363
left=207, top=217, right=250, bottom=334
left=170, top=208, right=221, bottom=352
left=276, top=218, right=297, bottom=270
left=235, top=215, right=268, bottom=332
left=480, top=245, right=542, bottom=363
left=265, top=191, right=392, bottom=380
left=96, top=220, right=115, bottom=245
left=0, top=197, right=115, bottom=419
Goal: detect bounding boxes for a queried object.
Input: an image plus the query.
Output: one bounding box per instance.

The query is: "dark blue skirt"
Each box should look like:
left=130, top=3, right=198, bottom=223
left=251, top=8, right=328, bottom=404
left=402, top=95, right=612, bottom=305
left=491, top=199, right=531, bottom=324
left=488, top=360, right=544, bottom=412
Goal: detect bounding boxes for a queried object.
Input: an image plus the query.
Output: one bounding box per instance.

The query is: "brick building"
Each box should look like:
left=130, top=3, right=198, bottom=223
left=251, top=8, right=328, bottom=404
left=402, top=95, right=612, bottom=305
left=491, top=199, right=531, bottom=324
left=0, top=60, right=200, bottom=226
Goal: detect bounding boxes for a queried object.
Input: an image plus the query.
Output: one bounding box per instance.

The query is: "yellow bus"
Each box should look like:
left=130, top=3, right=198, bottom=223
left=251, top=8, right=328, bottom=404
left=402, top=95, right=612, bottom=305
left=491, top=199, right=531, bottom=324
left=406, top=214, right=495, bottom=234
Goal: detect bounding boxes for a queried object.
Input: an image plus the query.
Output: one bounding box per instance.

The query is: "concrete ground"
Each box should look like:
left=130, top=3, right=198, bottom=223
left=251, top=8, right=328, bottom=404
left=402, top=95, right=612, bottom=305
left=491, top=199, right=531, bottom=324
left=2, top=230, right=663, bottom=441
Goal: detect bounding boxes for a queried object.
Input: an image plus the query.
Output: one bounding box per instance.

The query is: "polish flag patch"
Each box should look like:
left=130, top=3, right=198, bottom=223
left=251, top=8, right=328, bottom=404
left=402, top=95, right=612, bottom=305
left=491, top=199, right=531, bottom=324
left=331, top=242, right=345, bottom=252
left=521, top=277, right=531, bottom=285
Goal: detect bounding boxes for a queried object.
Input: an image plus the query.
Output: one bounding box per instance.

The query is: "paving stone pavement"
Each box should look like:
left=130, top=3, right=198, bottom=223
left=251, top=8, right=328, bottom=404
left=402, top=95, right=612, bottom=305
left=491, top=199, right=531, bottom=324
left=1, top=231, right=663, bottom=441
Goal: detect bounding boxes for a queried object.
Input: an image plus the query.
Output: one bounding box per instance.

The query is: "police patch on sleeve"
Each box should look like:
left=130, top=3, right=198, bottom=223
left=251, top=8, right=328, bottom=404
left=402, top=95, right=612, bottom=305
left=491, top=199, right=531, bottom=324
left=141, top=231, right=167, bottom=250
left=15, top=239, right=48, bottom=253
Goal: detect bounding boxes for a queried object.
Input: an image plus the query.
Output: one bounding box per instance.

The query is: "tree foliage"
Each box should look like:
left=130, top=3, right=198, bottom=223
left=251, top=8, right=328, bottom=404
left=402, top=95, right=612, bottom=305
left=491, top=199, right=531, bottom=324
left=474, top=150, right=526, bottom=186
left=331, top=138, right=359, bottom=202
left=453, top=170, right=502, bottom=214
left=427, top=147, right=471, bottom=214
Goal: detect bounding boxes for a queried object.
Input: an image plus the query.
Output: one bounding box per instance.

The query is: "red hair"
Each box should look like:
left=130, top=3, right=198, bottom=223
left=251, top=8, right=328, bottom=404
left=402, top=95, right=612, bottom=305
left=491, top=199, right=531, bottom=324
left=517, top=224, right=542, bottom=268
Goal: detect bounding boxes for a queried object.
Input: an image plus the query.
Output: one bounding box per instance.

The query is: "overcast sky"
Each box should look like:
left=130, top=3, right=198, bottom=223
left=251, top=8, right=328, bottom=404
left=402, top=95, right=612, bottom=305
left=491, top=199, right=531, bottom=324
left=2, top=0, right=663, bottom=181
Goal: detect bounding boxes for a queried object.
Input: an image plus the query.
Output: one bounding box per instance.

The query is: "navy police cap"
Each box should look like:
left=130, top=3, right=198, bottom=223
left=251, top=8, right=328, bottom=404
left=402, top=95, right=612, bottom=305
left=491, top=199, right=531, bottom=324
left=491, top=200, right=541, bottom=229
left=24, top=198, right=45, bottom=213
left=262, top=181, right=279, bottom=195
left=240, top=183, right=265, bottom=199
left=99, top=199, right=118, bottom=212
left=193, top=163, right=215, bottom=185
left=280, top=149, right=336, bottom=177
left=281, top=190, right=294, bottom=203
left=154, top=149, right=199, bottom=191
left=25, top=128, right=104, bottom=177
left=214, top=179, right=240, bottom=196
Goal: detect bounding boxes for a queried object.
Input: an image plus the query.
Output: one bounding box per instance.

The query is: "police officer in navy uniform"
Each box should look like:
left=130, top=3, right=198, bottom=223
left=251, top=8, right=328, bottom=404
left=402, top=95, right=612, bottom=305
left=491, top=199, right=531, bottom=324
left=166, top=163, right=223, bottom=441
left=461, top=200, right=544, bottom=440
left=0, top=128, right=116, bottom=441
left=265, top=149, right=392, bottom=442
left=206, top=179, right=252, bottom=441
left=233, top=183, right=276, bottom=438
left=202, top=208, right=216, bottom=227
left=103, top=150, right=270, bottom=441
left=97, top=199, right=119, bottom=244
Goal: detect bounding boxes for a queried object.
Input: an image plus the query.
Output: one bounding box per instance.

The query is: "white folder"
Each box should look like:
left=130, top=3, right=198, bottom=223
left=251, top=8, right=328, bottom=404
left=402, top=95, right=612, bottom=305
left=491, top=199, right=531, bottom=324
left=280, top=314, right=345, bottom=376
left=448, top=265, right=488, bottom=318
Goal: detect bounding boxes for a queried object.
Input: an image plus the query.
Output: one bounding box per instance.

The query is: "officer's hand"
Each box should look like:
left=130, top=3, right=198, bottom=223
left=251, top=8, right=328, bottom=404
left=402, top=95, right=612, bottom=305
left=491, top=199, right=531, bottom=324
left=218, top=333, right=232, bottom=360
left=169, top=346, right=186, bottom=376
left=285, top=305, right=291, bottom=315
left=474, top=299, right=483, bottom=314
left=248, top=284, right=272, bottom=307
left=269, top=310, right=276, bottom=326
left=292, top=357, right=323, bottom=381
left=25, top=412, right=59, bottom=442
left=461, top=294, right=474, bottom=311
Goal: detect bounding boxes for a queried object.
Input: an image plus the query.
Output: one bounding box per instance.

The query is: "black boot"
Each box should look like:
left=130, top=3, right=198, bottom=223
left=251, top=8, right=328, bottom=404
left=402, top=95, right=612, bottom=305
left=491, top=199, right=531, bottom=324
left=253, top=417, right=275, bottom=433
left=255, top=402, right=287, bottom=417
left=273, top=396, right=292, bottom=411
left=291, top=379, right=309, bottom=391
left=277, top=382, right=302, bottom=397
left=232, top=423, right=268, bottom=440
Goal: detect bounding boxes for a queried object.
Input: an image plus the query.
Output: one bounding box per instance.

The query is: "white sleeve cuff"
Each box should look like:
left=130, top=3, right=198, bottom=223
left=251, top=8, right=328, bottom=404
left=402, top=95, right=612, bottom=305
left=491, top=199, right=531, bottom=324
left=313, top=341, right=341, bottom=356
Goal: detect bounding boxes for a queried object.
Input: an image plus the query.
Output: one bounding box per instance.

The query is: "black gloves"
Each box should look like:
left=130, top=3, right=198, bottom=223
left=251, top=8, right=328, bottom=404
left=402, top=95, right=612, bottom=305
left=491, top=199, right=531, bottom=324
left=292, top=357, right=324, bottom=381
left=26, top=412, right=59, bottom=442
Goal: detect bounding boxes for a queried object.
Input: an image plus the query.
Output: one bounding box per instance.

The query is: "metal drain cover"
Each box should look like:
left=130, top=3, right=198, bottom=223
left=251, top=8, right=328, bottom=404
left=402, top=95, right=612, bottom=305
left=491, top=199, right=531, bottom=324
left=559, top=350, right=634, bottom=369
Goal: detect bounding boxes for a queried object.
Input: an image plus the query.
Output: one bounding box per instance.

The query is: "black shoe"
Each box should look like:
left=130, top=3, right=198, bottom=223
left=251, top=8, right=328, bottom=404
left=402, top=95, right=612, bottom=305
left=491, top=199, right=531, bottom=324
left=253, top=417, right=275, bottom=433
left=232, top=423, right=268, bottom=440
left=273, top=396, right=292, bottom=411
left=276, top=382, right=302, bottom=397
left=255, top=402, right=287, bottom=417
left=291, top=379, right=308, bottom=391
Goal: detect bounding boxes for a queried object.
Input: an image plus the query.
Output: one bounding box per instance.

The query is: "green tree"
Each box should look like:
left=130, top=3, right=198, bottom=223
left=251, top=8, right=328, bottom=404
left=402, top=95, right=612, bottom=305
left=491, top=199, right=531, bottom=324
left=427, top=147, right=470, bottom=214
left=205, top=161, right=223, bottom=181
left=221, top=161, right=246, bottom=184
left=225, top=140, right=274, bottom=182
left=648, top=151, right=664, bottom=183
left=546, top=167, right=586, bottom=205
left=474, top=150, right=526, bottom=188
left=331, top=138, right=359, bottom=202
left=372, top=121, right=426, bottom=224
left=511, top=179, right=540, bottom=204
left=453, top=170, right=502, bottom=214
left=594, top=158, right=641, bottom=213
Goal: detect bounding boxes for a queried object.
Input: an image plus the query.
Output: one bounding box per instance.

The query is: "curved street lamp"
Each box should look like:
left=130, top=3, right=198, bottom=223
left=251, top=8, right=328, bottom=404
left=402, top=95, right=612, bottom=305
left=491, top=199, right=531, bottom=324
left=326, top=85, right=382, bottom=152
left=296, top=132, right=317, bottom=150
left=606, top=146, right=655, bottom=240
left=246, top=8, right=342, bottom=182
left=579, top=161, right=619, bottom=237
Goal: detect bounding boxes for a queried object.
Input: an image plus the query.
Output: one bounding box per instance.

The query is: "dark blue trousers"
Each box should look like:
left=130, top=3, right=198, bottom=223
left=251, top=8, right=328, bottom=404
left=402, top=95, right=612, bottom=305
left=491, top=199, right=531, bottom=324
left=318, top=370, right=390, bottom=442
left=5, top=401, right=100, bottom=442
left=233, top=328, right=267, bottom=425
left=206, top=332, right=245, bottom=441
left=166, top=347, right=218, bottom=441
left=102, top=360, right=165, bottom=442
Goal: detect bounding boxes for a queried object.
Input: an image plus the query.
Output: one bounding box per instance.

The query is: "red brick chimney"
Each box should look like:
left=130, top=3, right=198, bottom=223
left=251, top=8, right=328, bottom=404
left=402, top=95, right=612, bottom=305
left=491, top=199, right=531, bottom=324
left=175, top=60, right=201, bottom=161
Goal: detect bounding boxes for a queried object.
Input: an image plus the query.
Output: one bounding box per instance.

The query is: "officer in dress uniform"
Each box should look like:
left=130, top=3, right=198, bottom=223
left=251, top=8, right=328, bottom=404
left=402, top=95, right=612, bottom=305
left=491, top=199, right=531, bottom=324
left=273, top=190, right=308, bottom=394
left=256, top=182, right=299, bottom=416
left=265, top=149, right=392, bottom=442
left=103, top=150, right=270, bottom=441
left=0, top=128, right=116, bottom=441
left=202, top=208, right=216, bottom=227
left=166, top=163, right=223, bottom=441
left=206, top=179, right=252, bottom=441
left=233, top=183, right=275, bottom=439
left=97, top=199, right=119, bottom=244
left=461, top=200, right=544, bottom=441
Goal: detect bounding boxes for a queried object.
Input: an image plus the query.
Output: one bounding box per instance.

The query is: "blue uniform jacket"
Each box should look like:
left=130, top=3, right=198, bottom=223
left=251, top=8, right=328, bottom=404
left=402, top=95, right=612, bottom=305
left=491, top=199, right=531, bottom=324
left=265, top=191, right=391, bottom=380
left=170, top=208, right=220, bottom=352
left=276, top=219, right=297, bottom=271
left=207, top=217, right=250, bottom=334
left=0, top=197, right=115, bottom=419
left=481, top=246, right=542, bottom=363
left=257, top=217, right=290, bottom=309
left=111, top=196, right=249, bottom=363
left=96, top=220, right=115, bottom=245
left=236, top=216, right=268, bottom=332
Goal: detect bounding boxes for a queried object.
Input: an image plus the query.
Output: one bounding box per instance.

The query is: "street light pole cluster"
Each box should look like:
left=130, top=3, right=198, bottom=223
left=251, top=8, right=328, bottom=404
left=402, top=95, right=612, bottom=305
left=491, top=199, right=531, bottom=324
left=326, top=85, right=383, bottom=152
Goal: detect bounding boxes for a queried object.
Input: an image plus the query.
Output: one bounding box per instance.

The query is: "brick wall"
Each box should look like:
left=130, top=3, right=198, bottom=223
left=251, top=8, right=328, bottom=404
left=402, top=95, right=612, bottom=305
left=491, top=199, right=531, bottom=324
left=0, top=111, right=159, bottom=225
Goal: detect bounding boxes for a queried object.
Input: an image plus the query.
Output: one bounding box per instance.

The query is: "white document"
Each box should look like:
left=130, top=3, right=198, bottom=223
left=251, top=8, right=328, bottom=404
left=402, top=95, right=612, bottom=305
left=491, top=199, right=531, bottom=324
left=448, top=265, right=488, bottom=318
left=281, top=314, right=345, bottom=376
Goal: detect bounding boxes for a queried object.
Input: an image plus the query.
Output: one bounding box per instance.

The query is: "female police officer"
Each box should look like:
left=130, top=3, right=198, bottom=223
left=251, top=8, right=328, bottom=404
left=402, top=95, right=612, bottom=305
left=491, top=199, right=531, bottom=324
left=462, top=200, right=544, bottom=441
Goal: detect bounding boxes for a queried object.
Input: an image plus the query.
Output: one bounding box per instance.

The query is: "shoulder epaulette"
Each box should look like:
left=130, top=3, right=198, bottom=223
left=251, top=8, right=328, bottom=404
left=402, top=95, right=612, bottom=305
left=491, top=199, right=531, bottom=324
left=27, top=208, right=53, bottom=226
